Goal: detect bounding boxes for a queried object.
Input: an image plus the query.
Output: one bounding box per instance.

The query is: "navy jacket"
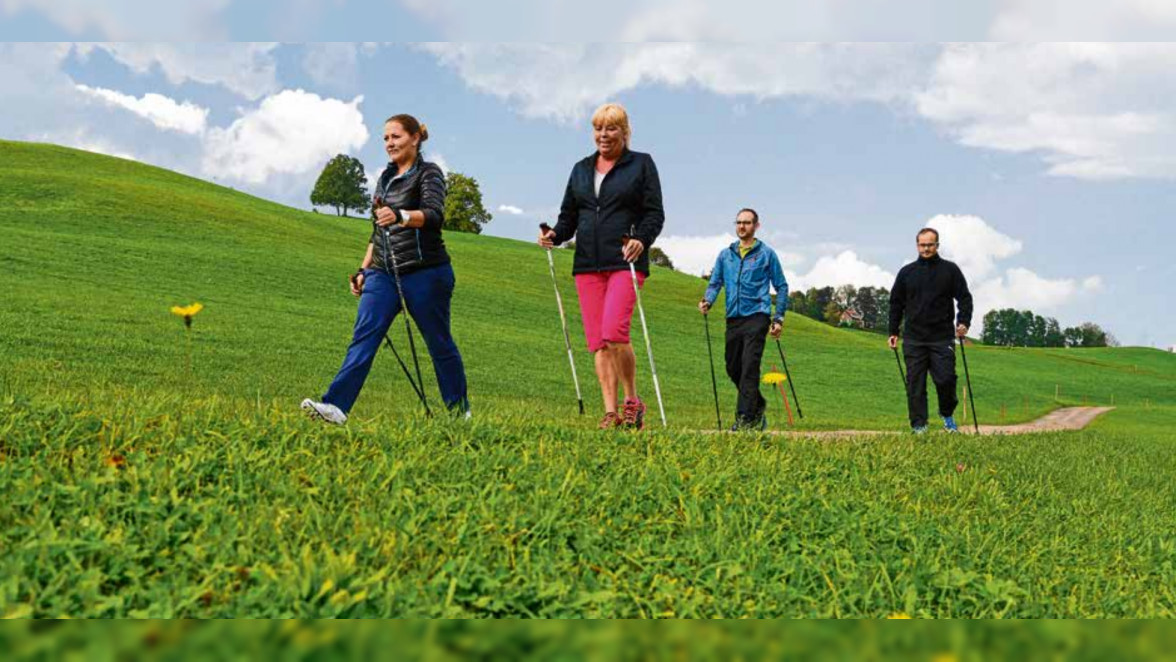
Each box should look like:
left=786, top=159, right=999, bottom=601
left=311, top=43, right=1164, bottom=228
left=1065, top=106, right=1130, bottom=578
left=551, top=149, right=665, bottom=276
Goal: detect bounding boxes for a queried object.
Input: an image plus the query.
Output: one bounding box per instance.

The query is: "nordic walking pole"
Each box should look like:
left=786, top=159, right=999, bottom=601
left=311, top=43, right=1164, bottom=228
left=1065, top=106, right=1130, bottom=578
left=352, top=271, right=429, bottom=405
left=381, top=336, right=429, bottom=405
left=703, top=309, right=722, bottom=430
left=774, top=338, right=803, bottom=419
left=540, top=223, right=584, bottom=415
left=893, top=344, right=908, bottom=398
left=374, top=199, right=432, bottom=417
left=958, top=336, right=979, bottom=434
left=625, top=228, right=667, bottom=427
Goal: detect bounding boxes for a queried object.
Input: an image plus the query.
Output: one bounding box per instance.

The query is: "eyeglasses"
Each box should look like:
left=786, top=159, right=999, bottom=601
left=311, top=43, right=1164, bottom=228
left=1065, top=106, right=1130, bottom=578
left=735, top=221, right=756, bottom=226
left=918, top=243, right=939, bottom=249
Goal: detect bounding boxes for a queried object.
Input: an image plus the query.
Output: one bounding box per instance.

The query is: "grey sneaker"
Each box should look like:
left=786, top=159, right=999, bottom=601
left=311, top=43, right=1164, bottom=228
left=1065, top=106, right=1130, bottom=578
left=912, top=425, right=928, bottom=435
left=301, top=399, right=347, bottom=425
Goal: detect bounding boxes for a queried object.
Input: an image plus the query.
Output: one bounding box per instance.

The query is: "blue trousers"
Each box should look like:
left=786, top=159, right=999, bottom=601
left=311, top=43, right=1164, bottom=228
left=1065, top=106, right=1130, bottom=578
left=323, top=263, right=468, bottom=414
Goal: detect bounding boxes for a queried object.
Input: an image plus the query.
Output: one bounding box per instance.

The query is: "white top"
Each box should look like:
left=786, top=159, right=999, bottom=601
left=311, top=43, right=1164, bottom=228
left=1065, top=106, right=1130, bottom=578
left=594, top=170, right=605, bottom=197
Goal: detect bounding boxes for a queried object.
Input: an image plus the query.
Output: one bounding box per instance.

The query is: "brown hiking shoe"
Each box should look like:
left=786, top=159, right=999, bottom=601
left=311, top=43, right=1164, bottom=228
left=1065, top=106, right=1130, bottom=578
left=622, top=397, right=646, bottom=430
left=598, top=412, right=622, bottom=430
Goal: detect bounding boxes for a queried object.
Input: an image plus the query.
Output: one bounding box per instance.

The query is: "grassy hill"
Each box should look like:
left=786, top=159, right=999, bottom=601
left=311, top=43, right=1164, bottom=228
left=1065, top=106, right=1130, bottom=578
left=1, top=140, right=1174, bottom=619
left=1, top=140, right=1172, bottom=431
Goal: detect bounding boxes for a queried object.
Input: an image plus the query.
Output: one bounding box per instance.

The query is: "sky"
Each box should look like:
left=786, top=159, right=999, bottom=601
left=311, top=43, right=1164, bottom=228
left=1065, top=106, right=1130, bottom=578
left=2, top=5, right=1175, bottom=350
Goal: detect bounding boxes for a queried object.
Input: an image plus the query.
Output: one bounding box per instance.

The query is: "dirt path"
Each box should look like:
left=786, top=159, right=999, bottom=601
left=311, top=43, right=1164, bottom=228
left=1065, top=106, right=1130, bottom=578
left=759, top=407, right=1115, bottom=438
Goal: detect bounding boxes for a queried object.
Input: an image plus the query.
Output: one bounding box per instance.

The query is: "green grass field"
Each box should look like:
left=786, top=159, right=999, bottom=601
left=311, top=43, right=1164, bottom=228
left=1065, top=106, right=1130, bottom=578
left=2, top=140, right=1175, bottom=619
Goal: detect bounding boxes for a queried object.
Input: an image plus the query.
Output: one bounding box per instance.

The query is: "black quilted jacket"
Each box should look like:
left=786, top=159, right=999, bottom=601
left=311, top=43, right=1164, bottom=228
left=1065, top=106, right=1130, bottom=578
left=370, top=157, right=449, bottom=275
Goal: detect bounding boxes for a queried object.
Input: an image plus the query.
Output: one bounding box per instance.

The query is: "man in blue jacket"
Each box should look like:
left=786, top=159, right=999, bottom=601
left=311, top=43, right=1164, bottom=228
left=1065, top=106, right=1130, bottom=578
left=699, top=208, right=789, bottom=431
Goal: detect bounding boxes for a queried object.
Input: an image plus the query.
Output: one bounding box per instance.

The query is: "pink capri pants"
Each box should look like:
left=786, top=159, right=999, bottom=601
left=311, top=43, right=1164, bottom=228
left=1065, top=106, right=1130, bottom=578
left=574, top=269, right=647, bottom=353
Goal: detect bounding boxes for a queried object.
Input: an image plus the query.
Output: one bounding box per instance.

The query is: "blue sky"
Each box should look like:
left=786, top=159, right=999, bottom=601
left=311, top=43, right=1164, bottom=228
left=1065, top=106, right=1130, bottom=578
left=1, top=10, right=1174, bottom=350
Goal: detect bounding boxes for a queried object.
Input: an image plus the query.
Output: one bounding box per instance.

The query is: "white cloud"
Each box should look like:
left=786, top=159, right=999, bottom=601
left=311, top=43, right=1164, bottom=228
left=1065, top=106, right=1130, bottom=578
left=74, top=84, right=208, bottom=135
left=791, top=250, right=895, bottom=292
left=0, top=0, right=230, bottom=39
left=991, top=0, right=1176, bottom=40
left=421, top=41, right=1176, bottom=181
left=916, top=43, right=1176, bottom=180
left=202, top=90, right=368, bottom=185
left=657, top=234, right=737, bottom=277
left=427, top=152, right=451, bottom=175
left=976, top=267, right=1104, bottom=313
left=74, top=43, right=280, bottom=100
left=301, top=43, right=359, bottom=93
left=34, top=128, right=138, bottom=161
left=923, top=214, right=1022, bottom=280
left=0, top=43, right=155, bottom=166
left=421, top=43, right=931, bottom=123
left=497, top=204, right=524, bottom=216
left=407, top=0, right=1000, bottom=40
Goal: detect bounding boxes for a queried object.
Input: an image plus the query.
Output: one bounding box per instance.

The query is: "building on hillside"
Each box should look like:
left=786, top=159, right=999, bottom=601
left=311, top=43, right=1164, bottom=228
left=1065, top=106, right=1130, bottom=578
left=838, top=308, right=864, bottom=328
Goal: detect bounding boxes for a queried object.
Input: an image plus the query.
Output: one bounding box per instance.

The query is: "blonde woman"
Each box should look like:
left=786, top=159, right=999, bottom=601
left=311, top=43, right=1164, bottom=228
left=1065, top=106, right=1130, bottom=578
left=538, top=103, right=665, bottom=430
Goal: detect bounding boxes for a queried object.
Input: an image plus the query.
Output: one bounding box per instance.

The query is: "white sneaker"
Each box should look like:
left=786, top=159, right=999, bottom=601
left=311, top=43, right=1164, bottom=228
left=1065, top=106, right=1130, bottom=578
left=301, top=399, right=347, bottom=425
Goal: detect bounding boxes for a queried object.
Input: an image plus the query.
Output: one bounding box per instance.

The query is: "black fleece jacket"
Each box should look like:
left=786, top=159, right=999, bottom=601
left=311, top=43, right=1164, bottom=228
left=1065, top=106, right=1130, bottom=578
left=551, top=149, right=665, bottom=276
left=888, top=255, right=974, bottom=344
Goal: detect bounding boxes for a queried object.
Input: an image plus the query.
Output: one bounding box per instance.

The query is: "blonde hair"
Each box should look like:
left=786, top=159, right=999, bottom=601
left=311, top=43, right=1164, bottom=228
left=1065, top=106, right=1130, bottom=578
left=591, top=102, right=631, bottom=147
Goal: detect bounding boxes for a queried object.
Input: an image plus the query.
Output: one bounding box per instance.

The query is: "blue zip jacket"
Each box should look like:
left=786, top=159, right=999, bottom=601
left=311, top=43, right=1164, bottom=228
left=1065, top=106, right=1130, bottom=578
left=704, top=240, right=789, bottom=321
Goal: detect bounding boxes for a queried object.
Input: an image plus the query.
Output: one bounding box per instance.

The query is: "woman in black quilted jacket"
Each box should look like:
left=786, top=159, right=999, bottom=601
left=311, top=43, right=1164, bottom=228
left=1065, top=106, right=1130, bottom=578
left=303, top=114, right=468, bottom=424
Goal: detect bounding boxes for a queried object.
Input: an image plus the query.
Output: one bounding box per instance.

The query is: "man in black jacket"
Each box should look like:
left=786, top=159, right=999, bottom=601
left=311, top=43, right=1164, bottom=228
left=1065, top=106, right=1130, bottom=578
left=888, top=227, right=973, bottom=433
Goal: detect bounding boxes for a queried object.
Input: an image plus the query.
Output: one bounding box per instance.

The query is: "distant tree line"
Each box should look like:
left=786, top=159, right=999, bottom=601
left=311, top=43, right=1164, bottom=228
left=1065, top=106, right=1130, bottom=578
left=787, top=285, right=892, bottom=333
left=980, top=309, right=1117, bottom=348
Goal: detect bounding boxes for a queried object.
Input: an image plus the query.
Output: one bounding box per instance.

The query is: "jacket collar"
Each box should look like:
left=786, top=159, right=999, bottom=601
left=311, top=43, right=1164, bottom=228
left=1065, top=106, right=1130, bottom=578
left=585, top=147, right=634, bottom=169
left=728, top=239, right=761, bottom=257
left=917, top=253, right=942, bottom=265
left=385, top=155, right=423, bottom=183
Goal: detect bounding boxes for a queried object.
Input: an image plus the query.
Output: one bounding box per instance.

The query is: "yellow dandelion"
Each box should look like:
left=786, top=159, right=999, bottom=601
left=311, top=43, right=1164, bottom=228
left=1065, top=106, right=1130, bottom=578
left=170, top=303, right=204, bottom=329
left=887, top=612, right=911, bottom=619
left=761, top=372, right=787, bottom=385
left=171, top=303, right=203, bottom=318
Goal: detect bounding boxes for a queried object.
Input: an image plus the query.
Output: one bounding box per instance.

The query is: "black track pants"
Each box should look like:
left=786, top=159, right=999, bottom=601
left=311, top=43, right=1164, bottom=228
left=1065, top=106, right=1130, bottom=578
left=725, top=314, right=770, bottom=422
left=903, top=341, right=958, bottom=428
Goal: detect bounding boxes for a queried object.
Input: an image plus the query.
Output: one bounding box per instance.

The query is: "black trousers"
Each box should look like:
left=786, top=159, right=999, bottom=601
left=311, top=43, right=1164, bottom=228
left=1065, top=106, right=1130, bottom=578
left=903, top=342, right=958, bottom=427
left=725, top=314, right=770, bottom=422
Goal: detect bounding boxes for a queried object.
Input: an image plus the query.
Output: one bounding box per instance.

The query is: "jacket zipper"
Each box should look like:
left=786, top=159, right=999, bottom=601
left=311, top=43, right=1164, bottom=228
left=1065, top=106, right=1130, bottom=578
left=594, top=155, right=622, bottom=270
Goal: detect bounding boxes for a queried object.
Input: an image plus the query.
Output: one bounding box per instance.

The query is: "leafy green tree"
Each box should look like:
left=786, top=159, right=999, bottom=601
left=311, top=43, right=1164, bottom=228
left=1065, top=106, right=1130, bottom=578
left=443, top=172, right=492, bottom=234
left=823, top=301, right=843, bottom=326
left=811, top=287, right=835, bottom=319
left=789, top=290, right=809, bottom=318
left=1044, top=318, right=1065, bottom=347
left=310, top=154, right=369, bottom=217
left=854, top=286, right=881, bottom=330
left=649, top=246, right=675, bottom=270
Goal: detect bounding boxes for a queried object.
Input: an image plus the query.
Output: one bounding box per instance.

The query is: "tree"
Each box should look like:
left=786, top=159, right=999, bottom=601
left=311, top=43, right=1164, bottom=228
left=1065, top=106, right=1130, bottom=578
left=310, top=154, right=369, bottom=217
left=823, top=301, right=843, bottom=326
left=443, top=172, right=492, bottom=234
left=1044, top=318, right=1065, bottom=348
left=854, top=286, right=881, bottom=330
left=811, top=287, right=835, bottom=318
left=789, top=290, right=809, bottom=318
left=649, top=246, right=675, bottom=270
